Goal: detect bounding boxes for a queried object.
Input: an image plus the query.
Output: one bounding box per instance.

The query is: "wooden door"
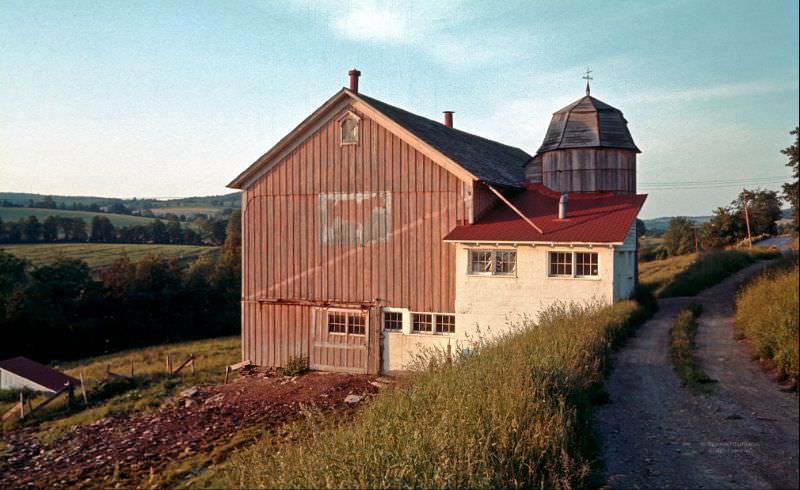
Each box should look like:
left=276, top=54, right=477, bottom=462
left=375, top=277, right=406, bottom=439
left=310, top=307, right=370, bottom=373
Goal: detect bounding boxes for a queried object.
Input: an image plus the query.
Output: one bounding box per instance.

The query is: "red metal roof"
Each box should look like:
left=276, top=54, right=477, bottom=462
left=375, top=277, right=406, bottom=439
left=0, top=356, right=79, bottom=392
left=444, top=184, right=647, bottom=243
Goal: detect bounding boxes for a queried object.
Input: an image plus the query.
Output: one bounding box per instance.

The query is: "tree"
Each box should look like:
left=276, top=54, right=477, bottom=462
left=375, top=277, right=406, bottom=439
left=663, top=217, right=696, bottom=256
left=150, top=220, right=168, bottom=244
left=90, top=216, right=116, bottom=242
left=701, top=206, right=738, bottom=249
left=21, top=216, right=42, bottom=242
left=733, top=189, right=782, bottom=237
left=42, top=216, right=59, bottom=242
left=782, top=127, right=799, bottom=230
left=71, top=219, right=88, bottom=242
left=635, top=218, right=647, bottom=238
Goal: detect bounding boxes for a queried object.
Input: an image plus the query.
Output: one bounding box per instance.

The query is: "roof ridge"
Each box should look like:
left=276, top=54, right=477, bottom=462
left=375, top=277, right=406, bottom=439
left=355, top=92, right=529, bottom=155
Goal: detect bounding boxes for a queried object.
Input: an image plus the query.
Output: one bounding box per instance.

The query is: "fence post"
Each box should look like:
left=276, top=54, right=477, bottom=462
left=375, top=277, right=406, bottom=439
left=191, top=354, right=195, bottom=374
left=80, top=371, right=88, bottom=406
left=19, top=392, right=24, bottom=419
left=224, top=365, right=230, bottom=385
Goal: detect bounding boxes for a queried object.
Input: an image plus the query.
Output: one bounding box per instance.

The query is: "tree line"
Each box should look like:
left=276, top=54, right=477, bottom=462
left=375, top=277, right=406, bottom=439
left=0, top=212, right=241, bottom=363
left=0, top=214, right=231, bottom=246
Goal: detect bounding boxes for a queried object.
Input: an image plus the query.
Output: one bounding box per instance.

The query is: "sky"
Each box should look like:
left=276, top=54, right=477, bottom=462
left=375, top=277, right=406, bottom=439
left=1, top=0, right=798, bottom=218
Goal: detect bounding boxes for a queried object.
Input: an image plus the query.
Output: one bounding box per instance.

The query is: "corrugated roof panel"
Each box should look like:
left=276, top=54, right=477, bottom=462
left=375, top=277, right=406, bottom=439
left=444, top=184, right=646, bottom=243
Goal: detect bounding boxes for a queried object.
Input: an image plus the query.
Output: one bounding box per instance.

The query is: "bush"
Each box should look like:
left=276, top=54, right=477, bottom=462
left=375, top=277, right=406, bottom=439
left=277, top=356, right=308, bottom=376
left=735, top=262, right=799, bottom=387
left=225, top=297, right=655, bottom=489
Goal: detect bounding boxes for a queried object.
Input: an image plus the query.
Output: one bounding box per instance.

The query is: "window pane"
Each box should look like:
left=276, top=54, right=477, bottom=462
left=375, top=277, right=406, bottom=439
left=575, top=252, right=598, bottom=277
left=494, top=251, right=516, bottom=275
left=469, top=250, right=493, bottom=274
left=348, top=314, right=366, bottom=335
left=383, top=311, right=403, bottom=331
left=435, top=314, right=455, bottom=334
left=412, top=313, right=433, bottom=332
left=549, top=252, right=572, bottom=276
left=328, top=312, right=347, bottom=334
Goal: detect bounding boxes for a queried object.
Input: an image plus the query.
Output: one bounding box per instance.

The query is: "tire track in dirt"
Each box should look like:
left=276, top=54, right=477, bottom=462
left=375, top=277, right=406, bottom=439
left=595, top=262, right=799, bottom=489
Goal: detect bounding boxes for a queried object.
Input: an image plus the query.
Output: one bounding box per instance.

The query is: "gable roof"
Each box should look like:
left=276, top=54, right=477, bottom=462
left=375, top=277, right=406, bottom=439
left=537, top=95, right=640, bottom=154
left=0, top=356, right=79, bottom=392
left=228, top=89, right=531, bottom=189
left=444, top=184, right=646, bottom=244
left=356, top=94, right=530, bottom=188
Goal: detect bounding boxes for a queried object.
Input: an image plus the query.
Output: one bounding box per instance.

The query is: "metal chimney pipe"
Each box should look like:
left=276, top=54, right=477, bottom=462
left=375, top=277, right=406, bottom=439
left=348, top=68, right=361, bottom=93
left=558, top=193, right=568, bottom=219
left=443, top=111, right=454, bottom=128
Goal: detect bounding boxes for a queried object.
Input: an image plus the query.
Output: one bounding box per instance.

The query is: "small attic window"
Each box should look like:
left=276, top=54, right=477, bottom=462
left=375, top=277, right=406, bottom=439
left=339, top=112, right=360, bottom=145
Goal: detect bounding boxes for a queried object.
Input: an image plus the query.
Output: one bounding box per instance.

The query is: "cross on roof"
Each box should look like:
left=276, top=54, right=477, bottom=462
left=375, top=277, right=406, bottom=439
left=582, top=67, right=593, bottom=96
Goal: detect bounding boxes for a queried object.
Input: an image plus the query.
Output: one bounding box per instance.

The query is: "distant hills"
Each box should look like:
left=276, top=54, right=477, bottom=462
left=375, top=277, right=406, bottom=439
left=643, top=209, right=793, bottom=234
left=0, top=191, right=241, bottom=218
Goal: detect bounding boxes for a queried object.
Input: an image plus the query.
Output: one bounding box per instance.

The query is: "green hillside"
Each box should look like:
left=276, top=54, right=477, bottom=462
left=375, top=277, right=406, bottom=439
left=0, top=207, right=156, bottom=227
left=0, top=243, right=218, bottom=269
left=0, top=192, right=241, bottom=214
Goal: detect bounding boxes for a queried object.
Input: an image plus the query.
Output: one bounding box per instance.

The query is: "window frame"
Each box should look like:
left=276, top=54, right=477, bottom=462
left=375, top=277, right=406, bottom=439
left=338, top=111, right=360, bottom=146
left=547, top=251, right=600, bottom=279
left=326, top=309, right=367, bottom=337
left=574, top=252, right=599, bottom=278
left=411, top=311, right=456, bottom=336
left=467, top=249, right=517, bottom=277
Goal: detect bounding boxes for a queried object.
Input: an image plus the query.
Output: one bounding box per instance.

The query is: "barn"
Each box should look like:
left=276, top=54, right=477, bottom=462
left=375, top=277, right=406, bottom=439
left=0, top=356, right=79, bottom=393
left=228, top=70, right=646, bottom=373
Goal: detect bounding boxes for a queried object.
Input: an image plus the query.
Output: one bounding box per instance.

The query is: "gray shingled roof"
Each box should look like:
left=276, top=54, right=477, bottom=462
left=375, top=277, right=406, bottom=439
left=537, top=95, right=640, bottom=154
left=357, top=93, right=530, bottom=188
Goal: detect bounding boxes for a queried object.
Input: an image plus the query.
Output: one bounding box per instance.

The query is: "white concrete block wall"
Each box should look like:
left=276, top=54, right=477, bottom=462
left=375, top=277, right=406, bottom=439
left=380, top=232, right=639, bottom=371
left=453, top=244, right=616, bottom=339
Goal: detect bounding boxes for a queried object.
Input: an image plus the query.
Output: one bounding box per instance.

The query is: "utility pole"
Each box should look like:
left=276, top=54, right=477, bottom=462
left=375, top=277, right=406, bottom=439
left=743, top=191, right=753, bottom=249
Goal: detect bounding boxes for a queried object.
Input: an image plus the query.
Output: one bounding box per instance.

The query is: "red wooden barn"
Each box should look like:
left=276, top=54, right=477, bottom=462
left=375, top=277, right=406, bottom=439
left=228, top=70, right=646, bottom=374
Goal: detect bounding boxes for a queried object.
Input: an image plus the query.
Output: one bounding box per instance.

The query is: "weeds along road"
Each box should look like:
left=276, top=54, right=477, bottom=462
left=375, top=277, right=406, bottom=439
left=595, top=262, right=799, bottom=489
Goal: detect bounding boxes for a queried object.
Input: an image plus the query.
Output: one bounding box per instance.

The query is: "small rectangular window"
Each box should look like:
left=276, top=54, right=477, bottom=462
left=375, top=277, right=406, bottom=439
left=327, top=312, right=347, bottom=334
left=575, top=252, right=599, bottom=277
left=494, top=251, right=517, bottom=275
left=348, top=314, right=365, bottom=335
left=469, top=249, right=516, bottom=276
left=549, top=252, right=573, bottom=276
left=383, top=311, right=403, bottom=331
left=412, top=313, right=433, bottom=333
left=435, top=314, right=455, bottom=334
left=469, top=250, right=493, bottom=274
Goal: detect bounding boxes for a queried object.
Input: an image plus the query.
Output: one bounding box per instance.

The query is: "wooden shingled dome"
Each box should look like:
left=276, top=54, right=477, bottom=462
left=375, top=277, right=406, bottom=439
left=537, top=95, right=640, bottom=154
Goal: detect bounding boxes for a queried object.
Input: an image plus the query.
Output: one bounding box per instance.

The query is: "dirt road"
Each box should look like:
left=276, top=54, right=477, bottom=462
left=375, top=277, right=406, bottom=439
left=596, top=262, right=799, bottom=489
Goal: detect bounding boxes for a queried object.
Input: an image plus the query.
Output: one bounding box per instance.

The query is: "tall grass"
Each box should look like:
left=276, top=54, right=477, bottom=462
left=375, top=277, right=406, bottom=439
left=669, top=304, right=715, bottom=394
left=226, top=298, right=654, bottom=489
left=735, top=261, right=799, bottom=387
left=658, top=248, right=779, bottom=298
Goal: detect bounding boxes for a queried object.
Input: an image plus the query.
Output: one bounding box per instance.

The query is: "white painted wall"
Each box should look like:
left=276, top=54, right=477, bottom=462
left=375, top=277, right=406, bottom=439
left=0, top=369, right=54, bottom=393
left=381, top=229, right=639, bottom=371
left=453, top=244, right=616, bottom=338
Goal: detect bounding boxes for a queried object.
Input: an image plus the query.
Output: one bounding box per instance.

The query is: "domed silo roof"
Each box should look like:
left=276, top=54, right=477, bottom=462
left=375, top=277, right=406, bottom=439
left=536, top=95, right=640, bottom=154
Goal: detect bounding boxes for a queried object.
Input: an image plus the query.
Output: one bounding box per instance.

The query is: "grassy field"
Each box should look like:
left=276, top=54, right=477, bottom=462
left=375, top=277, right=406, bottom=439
left=223, top=297, right=654, bottom=489
left=639, top=248, right=780, bottom=298
left=0, top=336, right=240, bottom=442
left=735, top=260, right=799, bottom=387
left=0, top=243, right=218, bottom=269
left=150, top=206, right=221, bottom=217
left=669, top=304, right=715, bottom=394
left=639, top=253, right=698, bottom=293
left=0, top=207, right=155, bottom=227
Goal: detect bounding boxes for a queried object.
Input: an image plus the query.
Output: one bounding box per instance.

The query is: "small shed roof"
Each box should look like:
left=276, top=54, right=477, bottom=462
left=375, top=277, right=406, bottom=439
left=0, top=356, right=79, bottom=392
left=444, top=184, right=646, bottom=244
left=537, top=95, right=640, bottom=154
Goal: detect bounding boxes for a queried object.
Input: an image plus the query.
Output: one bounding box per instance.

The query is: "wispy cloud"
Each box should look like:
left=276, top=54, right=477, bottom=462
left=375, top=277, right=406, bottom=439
left=289, top=0, right=530, bottom=69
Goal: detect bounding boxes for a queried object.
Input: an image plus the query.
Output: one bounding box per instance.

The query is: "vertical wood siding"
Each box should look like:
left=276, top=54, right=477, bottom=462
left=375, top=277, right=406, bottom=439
left=542, top=148, right=636, bottom=194
left=240, top=106, right=470, bottom=369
